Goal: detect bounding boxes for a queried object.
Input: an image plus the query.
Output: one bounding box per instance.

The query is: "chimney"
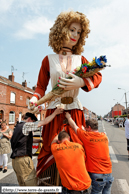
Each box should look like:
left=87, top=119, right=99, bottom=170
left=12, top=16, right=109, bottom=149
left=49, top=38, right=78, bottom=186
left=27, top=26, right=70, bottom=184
left=22, top=80, right=27, bottom=87
left=32, top=85, right=36, bottom=91
left=8, top=72, right=14, bottom=82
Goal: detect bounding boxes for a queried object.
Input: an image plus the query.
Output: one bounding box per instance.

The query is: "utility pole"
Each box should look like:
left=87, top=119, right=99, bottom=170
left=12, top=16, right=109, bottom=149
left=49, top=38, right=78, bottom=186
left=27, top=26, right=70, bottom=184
left=118, top=88, right=128, bottom=116
left=125, top=92, right=128, bottom=115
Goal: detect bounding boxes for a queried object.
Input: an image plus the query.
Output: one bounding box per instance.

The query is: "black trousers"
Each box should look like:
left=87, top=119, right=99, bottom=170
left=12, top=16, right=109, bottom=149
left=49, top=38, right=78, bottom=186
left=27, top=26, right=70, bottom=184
left=62, top=186, right=92, bottom=194
left=127, top=139, right=129, bottom=151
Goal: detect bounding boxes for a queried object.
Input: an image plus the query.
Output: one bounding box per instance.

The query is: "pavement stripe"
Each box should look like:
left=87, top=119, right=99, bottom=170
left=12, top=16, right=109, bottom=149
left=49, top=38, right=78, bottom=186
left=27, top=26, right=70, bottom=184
left=102, top=122, right=109, bottom=142
left=0, top=156, right=37, bottom=180
left=109, top=146, right=118, bottom=163
left=116, top=179, right=129, bottom=194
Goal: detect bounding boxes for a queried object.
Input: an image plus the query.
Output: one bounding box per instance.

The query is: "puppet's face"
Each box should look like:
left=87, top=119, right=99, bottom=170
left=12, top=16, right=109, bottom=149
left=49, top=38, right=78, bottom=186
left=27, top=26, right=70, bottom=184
left=64, top=22, right=81, bottom=48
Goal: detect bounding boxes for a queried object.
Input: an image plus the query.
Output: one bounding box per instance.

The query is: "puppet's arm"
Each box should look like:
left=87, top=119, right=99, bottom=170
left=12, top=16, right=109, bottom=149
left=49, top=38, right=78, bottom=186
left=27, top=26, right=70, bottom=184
left=28, top=56, right=50, bottom=110
left=58, top=56, right=102, bottom=92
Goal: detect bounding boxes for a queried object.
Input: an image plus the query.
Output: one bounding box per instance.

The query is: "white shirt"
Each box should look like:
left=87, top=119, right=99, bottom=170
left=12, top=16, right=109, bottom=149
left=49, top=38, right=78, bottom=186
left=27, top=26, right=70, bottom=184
left=22, top=121, right=40, bottom=136
left=48, top=54, right=83, bottom=110
left=125, top=119, right=129, bottom=139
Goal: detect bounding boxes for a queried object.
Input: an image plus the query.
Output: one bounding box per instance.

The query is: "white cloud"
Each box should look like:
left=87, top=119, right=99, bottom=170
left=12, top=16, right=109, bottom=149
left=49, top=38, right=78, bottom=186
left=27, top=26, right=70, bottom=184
left=14, top=16, right=54, bottom=39
left=0, top=0, right=51, bottom=14
left=83, top=0, right=129, bottom=68
left=87, top=0, right=129, bottom=43
left=0, top=0, right=14, bottom=13
left=0, top=0, right=53, bottom=27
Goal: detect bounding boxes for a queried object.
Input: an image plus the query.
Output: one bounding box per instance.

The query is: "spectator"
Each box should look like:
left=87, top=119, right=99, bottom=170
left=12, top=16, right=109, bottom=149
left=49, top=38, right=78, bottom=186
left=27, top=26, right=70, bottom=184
left=123, top=117, right=126, bottom=127
left=0, top=121, right=12, bottom=173
left=10, top=108, right=63, bottom=188
left=124, top=114, right=129, bottom=160
left=66, top=112, right=114, bottom=194
left=51, top=131, right=91, bottom=194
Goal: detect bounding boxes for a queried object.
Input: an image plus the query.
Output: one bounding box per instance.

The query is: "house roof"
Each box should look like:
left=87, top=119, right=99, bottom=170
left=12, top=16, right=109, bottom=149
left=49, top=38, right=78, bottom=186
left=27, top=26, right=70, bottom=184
left=0, top=75, right=34, bottom=94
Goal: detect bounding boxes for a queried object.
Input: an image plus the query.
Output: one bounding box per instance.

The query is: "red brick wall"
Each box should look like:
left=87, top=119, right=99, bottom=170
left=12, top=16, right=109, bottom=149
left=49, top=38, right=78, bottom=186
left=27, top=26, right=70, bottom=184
left=0, top=82, right=46, bottom=129
left=112, top=111, right=121, bottom=117
left=0, top=84, right=7, bottom=104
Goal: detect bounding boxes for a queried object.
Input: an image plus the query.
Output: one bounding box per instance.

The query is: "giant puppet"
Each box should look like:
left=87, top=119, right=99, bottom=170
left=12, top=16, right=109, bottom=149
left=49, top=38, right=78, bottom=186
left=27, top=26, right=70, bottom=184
left=29, top=11, right=102, bottom=177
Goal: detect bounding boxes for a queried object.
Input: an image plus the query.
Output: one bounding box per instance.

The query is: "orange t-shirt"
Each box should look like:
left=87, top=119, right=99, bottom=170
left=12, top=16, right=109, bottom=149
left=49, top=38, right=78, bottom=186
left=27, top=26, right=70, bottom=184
left=51, top=140, right=91, bottom=191
left=77, top=128, right=112, bottom=174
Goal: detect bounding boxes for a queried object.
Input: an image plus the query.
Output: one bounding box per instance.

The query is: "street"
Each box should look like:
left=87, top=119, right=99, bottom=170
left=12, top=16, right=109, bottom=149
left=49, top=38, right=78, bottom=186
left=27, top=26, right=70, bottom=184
left=99, top=120, right=129, bottom=194
left=0, top=120, right=129, bottom=194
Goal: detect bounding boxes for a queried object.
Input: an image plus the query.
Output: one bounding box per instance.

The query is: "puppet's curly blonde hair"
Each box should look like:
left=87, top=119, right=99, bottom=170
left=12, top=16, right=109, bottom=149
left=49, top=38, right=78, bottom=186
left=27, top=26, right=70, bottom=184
left=49, top=11, right=90, bottom=55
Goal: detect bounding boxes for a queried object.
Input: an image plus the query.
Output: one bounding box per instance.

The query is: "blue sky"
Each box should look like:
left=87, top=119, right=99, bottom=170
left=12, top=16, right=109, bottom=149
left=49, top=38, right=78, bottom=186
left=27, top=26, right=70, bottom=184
left=0, top=0, right=129, bottom=116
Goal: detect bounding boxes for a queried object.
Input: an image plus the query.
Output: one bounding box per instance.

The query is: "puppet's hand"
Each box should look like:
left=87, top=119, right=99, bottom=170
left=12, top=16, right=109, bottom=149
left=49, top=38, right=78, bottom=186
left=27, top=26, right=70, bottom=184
left=28, top=96, right=38, bottom=110
left=58, top=73, right=85, bottom=90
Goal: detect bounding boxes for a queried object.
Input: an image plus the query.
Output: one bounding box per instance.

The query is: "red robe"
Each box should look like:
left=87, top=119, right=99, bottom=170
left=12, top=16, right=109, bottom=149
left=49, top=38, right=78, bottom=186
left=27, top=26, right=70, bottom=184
left=34, top=55, right=102, bottom=176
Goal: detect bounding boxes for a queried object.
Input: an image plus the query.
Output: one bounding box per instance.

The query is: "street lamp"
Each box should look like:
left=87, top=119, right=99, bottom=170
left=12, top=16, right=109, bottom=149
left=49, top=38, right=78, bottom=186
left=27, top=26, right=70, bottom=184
left=118, top=88, right=128, bottom=115
left=113, top=99, right=119, bottom=117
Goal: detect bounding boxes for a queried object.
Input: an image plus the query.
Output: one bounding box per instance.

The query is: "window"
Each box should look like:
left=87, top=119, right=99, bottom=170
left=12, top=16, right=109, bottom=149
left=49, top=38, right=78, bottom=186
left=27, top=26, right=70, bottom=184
left=10, top=92, right=15, bottom=104
left=0, top=110, right=4, bottom=120
left=9, top=111, right=15, bottom=124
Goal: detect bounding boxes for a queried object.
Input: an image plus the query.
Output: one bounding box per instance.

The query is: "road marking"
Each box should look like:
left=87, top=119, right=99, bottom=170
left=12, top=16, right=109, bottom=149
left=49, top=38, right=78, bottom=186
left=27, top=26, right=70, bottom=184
left=116, top=179, right=129, bottom=194
left=102, top=123, right=105, bottom=131
left=109, top=146, right=118, bottom=163
left=0, top=156, right=37, bottom=180
left=102, top=122, right=109, bottom=142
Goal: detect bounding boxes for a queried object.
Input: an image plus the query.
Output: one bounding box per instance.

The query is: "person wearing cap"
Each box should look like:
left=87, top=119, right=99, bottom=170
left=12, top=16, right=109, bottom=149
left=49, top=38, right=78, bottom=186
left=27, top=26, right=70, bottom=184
left=10, top=108, right=63, bottom=189
left=65, top=112, right=114, bottom=194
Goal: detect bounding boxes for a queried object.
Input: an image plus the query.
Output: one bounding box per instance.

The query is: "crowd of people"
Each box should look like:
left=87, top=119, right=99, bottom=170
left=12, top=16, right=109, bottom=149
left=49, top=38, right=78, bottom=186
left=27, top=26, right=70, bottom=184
left=0, top=109, right=114, bottom=194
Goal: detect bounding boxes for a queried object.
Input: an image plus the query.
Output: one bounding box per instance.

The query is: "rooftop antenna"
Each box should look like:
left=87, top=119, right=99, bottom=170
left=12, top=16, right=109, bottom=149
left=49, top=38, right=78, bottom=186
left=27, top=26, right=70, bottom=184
left=22, top=72, right=28, bottom=81
left=11, top=66, right=17, bottom=74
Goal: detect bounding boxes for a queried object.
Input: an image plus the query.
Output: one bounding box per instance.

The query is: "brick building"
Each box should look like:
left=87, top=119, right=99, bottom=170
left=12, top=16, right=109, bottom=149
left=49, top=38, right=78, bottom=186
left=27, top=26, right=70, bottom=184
left=111, top=103, right=125, bottom=117
left=83, top=106, right=97, bottom=120
left=0, top=73, right=47, bottom=129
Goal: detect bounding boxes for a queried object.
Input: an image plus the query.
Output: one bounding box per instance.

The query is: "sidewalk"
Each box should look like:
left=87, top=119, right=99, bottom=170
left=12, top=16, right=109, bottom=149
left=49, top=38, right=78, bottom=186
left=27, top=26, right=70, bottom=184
left=111, top=122, right=125, bottom=131
left=120, top=127, right=125, bottom=131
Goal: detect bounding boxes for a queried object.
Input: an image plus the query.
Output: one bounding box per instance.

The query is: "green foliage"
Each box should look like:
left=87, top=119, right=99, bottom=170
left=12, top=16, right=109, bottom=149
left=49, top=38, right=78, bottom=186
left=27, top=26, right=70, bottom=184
left=120, top=115, right=127, bottom=118
left=114, top=114, right=127, bottom=118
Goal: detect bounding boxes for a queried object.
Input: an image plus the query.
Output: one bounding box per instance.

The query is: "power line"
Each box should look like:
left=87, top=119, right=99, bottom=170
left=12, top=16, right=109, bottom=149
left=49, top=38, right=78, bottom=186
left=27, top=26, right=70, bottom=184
left=118, top=94, right=125, bottom=103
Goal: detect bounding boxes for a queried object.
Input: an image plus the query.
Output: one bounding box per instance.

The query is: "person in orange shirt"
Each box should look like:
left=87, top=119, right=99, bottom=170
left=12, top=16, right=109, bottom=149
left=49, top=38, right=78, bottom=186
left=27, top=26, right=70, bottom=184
left=65, top=112, right=114, bottom=194
left=51, top=131, right=91, bottom=194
